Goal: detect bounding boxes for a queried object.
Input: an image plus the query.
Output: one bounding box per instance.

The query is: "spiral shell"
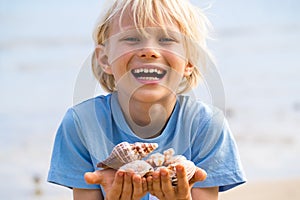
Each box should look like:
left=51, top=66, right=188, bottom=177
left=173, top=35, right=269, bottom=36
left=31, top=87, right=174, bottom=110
left=97, top=142, right=158, bottom=169
left=120, top=160, right=154, bottom=177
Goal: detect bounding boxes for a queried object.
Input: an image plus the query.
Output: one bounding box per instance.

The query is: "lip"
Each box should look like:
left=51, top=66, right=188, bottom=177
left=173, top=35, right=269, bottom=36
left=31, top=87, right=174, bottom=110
left=131, top=64, right=167, bottom=84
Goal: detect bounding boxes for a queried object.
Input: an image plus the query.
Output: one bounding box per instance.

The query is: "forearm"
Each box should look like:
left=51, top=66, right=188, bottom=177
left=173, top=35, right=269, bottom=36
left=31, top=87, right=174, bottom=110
left=73, top=188, right=103, bottom=200
left=191, top=187, right=219, bottom=200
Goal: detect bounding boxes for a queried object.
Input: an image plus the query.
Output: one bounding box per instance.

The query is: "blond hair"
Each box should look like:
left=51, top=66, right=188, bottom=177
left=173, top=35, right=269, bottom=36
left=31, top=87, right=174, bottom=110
left=92, top=0, right=213, bottom=93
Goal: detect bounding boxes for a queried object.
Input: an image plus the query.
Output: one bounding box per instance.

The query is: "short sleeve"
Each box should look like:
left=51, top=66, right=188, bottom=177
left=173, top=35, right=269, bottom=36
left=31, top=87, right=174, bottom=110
left=192, top=110, right=246, bottom=191
left=47, top=108, right=100, bottom=189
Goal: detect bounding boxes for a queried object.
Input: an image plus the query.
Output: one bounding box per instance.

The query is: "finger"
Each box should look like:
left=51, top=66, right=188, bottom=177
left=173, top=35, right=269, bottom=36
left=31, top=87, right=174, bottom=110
left=106, top=170, right=124, bottom=199
left=152, top=171, right=164, bottom=199
left=142, top=177, right=148, bottom=193
left=160, top=168, right=175, bottom=199
left=84, top=171, right=102, bottom=185
left=147, top=175, right=154, bottom=194
left=189, top=168, right=207, bottom=185
left=175, top=165, right=190, bottom=198
left=120, top=171, right=133, bottom=200
left=132, top=174, right=144, bottom=200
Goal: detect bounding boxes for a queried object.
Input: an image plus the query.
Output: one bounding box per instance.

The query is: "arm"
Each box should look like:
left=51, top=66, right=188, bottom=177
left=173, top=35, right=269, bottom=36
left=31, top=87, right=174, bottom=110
left=191, top=187, right=219, bottom=200
left=73, top=188, right=103, bottom=200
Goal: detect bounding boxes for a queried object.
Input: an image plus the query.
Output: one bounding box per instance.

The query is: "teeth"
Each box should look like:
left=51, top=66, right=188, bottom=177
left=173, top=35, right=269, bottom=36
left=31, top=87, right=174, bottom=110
left=157, top=69, right=163, bottom=74
left=137, top=77, right=160, bottom=81
left=133, top=68, right=163, bottom=74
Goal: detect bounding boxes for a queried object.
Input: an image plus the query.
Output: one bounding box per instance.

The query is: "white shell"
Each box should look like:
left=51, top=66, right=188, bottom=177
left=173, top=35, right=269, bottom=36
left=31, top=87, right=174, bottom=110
left=180, top=160, right=197, bottom=181
left=120, top=160, right=154, bottom=177
left=164, top=155, right=187, bottom=166
left=163, top=148, right=175, bottom=163
left=167, top=160, right=197, bottom=186
left=147, top=152, right=165, bottom=167
left=97, top=142, right=158, bottom=169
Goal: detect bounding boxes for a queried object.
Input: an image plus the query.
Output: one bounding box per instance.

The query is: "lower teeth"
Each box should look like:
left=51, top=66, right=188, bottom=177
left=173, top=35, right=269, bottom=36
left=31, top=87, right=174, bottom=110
left=138, top=77, right=159, bottom=81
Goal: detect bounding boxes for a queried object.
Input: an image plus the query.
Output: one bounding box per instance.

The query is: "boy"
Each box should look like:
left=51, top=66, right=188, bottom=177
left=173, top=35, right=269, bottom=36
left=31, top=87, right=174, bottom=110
left=48, top=0, right=246, bottom=199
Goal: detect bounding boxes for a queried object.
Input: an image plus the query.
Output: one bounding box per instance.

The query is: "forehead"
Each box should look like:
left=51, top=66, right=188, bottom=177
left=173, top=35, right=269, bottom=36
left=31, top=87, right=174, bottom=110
left=109, top=11, right=134, bottom=35
left=108, top=8, right=181, bottom=36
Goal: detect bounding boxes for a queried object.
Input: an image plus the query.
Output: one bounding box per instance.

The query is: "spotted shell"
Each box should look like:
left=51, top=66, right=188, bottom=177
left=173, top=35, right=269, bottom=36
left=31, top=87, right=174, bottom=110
left=120, top=160, right=154, bottom=177
left=97, top=142, right=158, bottom=169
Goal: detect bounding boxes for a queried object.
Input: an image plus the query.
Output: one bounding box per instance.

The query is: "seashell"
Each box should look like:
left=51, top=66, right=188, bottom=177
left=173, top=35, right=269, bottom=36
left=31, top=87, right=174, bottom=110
left=147, top=152, right=165, bottom=167
left=120, top=160, right=154, bottom=177
left=167, top=160, right=197, bottom=186
left=163, top=148, right=175, bottom=163
left=97, top=142, right=158, bottom=169
left=179, top=160, right=197, bottom=181
left=164, top=155, right=187, bottom=166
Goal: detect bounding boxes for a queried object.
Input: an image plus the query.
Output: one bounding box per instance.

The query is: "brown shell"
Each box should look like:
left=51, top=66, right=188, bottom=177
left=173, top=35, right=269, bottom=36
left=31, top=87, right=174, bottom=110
left=97, top=142, right=158, bottom=169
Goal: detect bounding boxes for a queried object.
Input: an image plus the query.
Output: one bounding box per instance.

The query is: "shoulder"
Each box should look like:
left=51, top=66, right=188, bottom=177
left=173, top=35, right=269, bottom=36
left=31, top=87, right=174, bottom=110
left=70, top=93, right=113, bottom=117
left=59, top=93, right=113, bottom=131
left=73, top=93, right=112, bottom=110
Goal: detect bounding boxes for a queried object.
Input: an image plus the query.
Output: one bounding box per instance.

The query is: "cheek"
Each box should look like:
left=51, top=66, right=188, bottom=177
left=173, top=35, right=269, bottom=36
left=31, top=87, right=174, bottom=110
left=165, top=54, right=187, bottom=74
left=110, top=55, right=133, bottom=80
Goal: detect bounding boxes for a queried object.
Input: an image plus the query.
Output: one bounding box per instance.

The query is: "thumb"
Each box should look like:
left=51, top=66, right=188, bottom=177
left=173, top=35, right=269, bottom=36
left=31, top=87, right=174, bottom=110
left=84, top=171, right=103, bottom=185
left=189, top=168, right=207, bottom=185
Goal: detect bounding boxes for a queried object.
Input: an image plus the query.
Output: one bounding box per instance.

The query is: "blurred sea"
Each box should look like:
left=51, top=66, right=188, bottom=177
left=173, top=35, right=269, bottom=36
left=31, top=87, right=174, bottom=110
left=1, top=0, right=300, bottom=199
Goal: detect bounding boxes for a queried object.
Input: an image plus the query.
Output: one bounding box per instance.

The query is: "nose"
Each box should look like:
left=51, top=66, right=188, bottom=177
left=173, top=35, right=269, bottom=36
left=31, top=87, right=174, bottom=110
left=137, top=47, right=161, bottom=59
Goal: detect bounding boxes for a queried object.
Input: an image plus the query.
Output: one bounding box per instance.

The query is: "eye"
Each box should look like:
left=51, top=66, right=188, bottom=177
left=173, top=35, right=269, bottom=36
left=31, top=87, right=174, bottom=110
left=159, top=37, right=176, bottom=43
left=123, top=37, right=140, bottom=42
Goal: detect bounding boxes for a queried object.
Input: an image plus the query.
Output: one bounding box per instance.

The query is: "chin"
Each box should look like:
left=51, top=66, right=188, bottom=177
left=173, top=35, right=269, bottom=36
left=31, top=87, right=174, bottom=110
left=130, top=86, right=175, bottom=103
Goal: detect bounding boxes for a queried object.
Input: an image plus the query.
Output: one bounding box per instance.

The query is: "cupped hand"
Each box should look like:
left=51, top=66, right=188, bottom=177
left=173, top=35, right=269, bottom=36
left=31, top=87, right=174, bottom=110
left=147, top=165, right=207, bottom=200
left=84, top=169, right=148, bottom=200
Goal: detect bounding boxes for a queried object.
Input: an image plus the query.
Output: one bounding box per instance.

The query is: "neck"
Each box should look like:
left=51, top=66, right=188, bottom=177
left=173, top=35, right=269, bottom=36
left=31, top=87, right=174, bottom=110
left=117, top=93, right=177, bottom=138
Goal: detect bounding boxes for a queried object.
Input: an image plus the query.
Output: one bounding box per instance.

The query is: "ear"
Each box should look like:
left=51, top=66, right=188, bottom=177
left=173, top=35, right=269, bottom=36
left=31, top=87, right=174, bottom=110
left=95, top=44, right=112, bottom=74
left=184, top=62, right=194, bottom=77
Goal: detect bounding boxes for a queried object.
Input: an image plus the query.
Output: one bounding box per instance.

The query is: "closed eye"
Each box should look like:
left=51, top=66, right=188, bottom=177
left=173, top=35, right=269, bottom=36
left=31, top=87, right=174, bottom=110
left=123, top=37, right=140, bottom=42
left=159, top=37, right=176, bottom=42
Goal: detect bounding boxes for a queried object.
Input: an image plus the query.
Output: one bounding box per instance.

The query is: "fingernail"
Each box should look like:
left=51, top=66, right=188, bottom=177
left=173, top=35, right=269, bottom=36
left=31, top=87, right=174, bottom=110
left=153, top=173, right=159, bottom=179
left=160, top=171, right=167, bottom=176
left=118, top=171, right=124, bottom=177
left=177, top=165, right=183, bottom=172
left=126, top=171, right=133, bottom=176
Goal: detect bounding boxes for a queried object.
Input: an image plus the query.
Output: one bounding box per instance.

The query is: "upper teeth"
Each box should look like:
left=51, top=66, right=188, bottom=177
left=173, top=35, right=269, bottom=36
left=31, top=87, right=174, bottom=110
left=133, top=68, right=163, bottom=75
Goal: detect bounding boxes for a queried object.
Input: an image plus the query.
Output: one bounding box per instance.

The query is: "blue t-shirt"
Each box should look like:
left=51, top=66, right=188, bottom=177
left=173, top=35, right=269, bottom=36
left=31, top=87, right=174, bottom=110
left=48, top=92, right=246, bottom=198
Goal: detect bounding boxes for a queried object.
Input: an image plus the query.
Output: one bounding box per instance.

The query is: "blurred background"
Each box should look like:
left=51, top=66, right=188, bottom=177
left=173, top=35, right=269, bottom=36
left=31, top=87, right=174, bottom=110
left=0, top=0, right=299, bottom=199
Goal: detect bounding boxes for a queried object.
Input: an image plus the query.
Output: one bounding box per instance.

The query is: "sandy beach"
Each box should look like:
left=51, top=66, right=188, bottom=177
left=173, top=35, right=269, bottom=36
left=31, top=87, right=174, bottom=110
left=220, top=178, right=300, bottom=200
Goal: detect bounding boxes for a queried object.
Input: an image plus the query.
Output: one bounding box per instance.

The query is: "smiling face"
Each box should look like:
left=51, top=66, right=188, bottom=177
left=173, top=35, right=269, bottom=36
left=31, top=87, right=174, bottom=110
left=96, top=11, right=194, bottom=104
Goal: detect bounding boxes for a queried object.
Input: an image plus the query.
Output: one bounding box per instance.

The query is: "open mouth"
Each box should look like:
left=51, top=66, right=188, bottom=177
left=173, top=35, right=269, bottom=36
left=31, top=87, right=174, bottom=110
left=131, top=67, right=167, bottom=82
